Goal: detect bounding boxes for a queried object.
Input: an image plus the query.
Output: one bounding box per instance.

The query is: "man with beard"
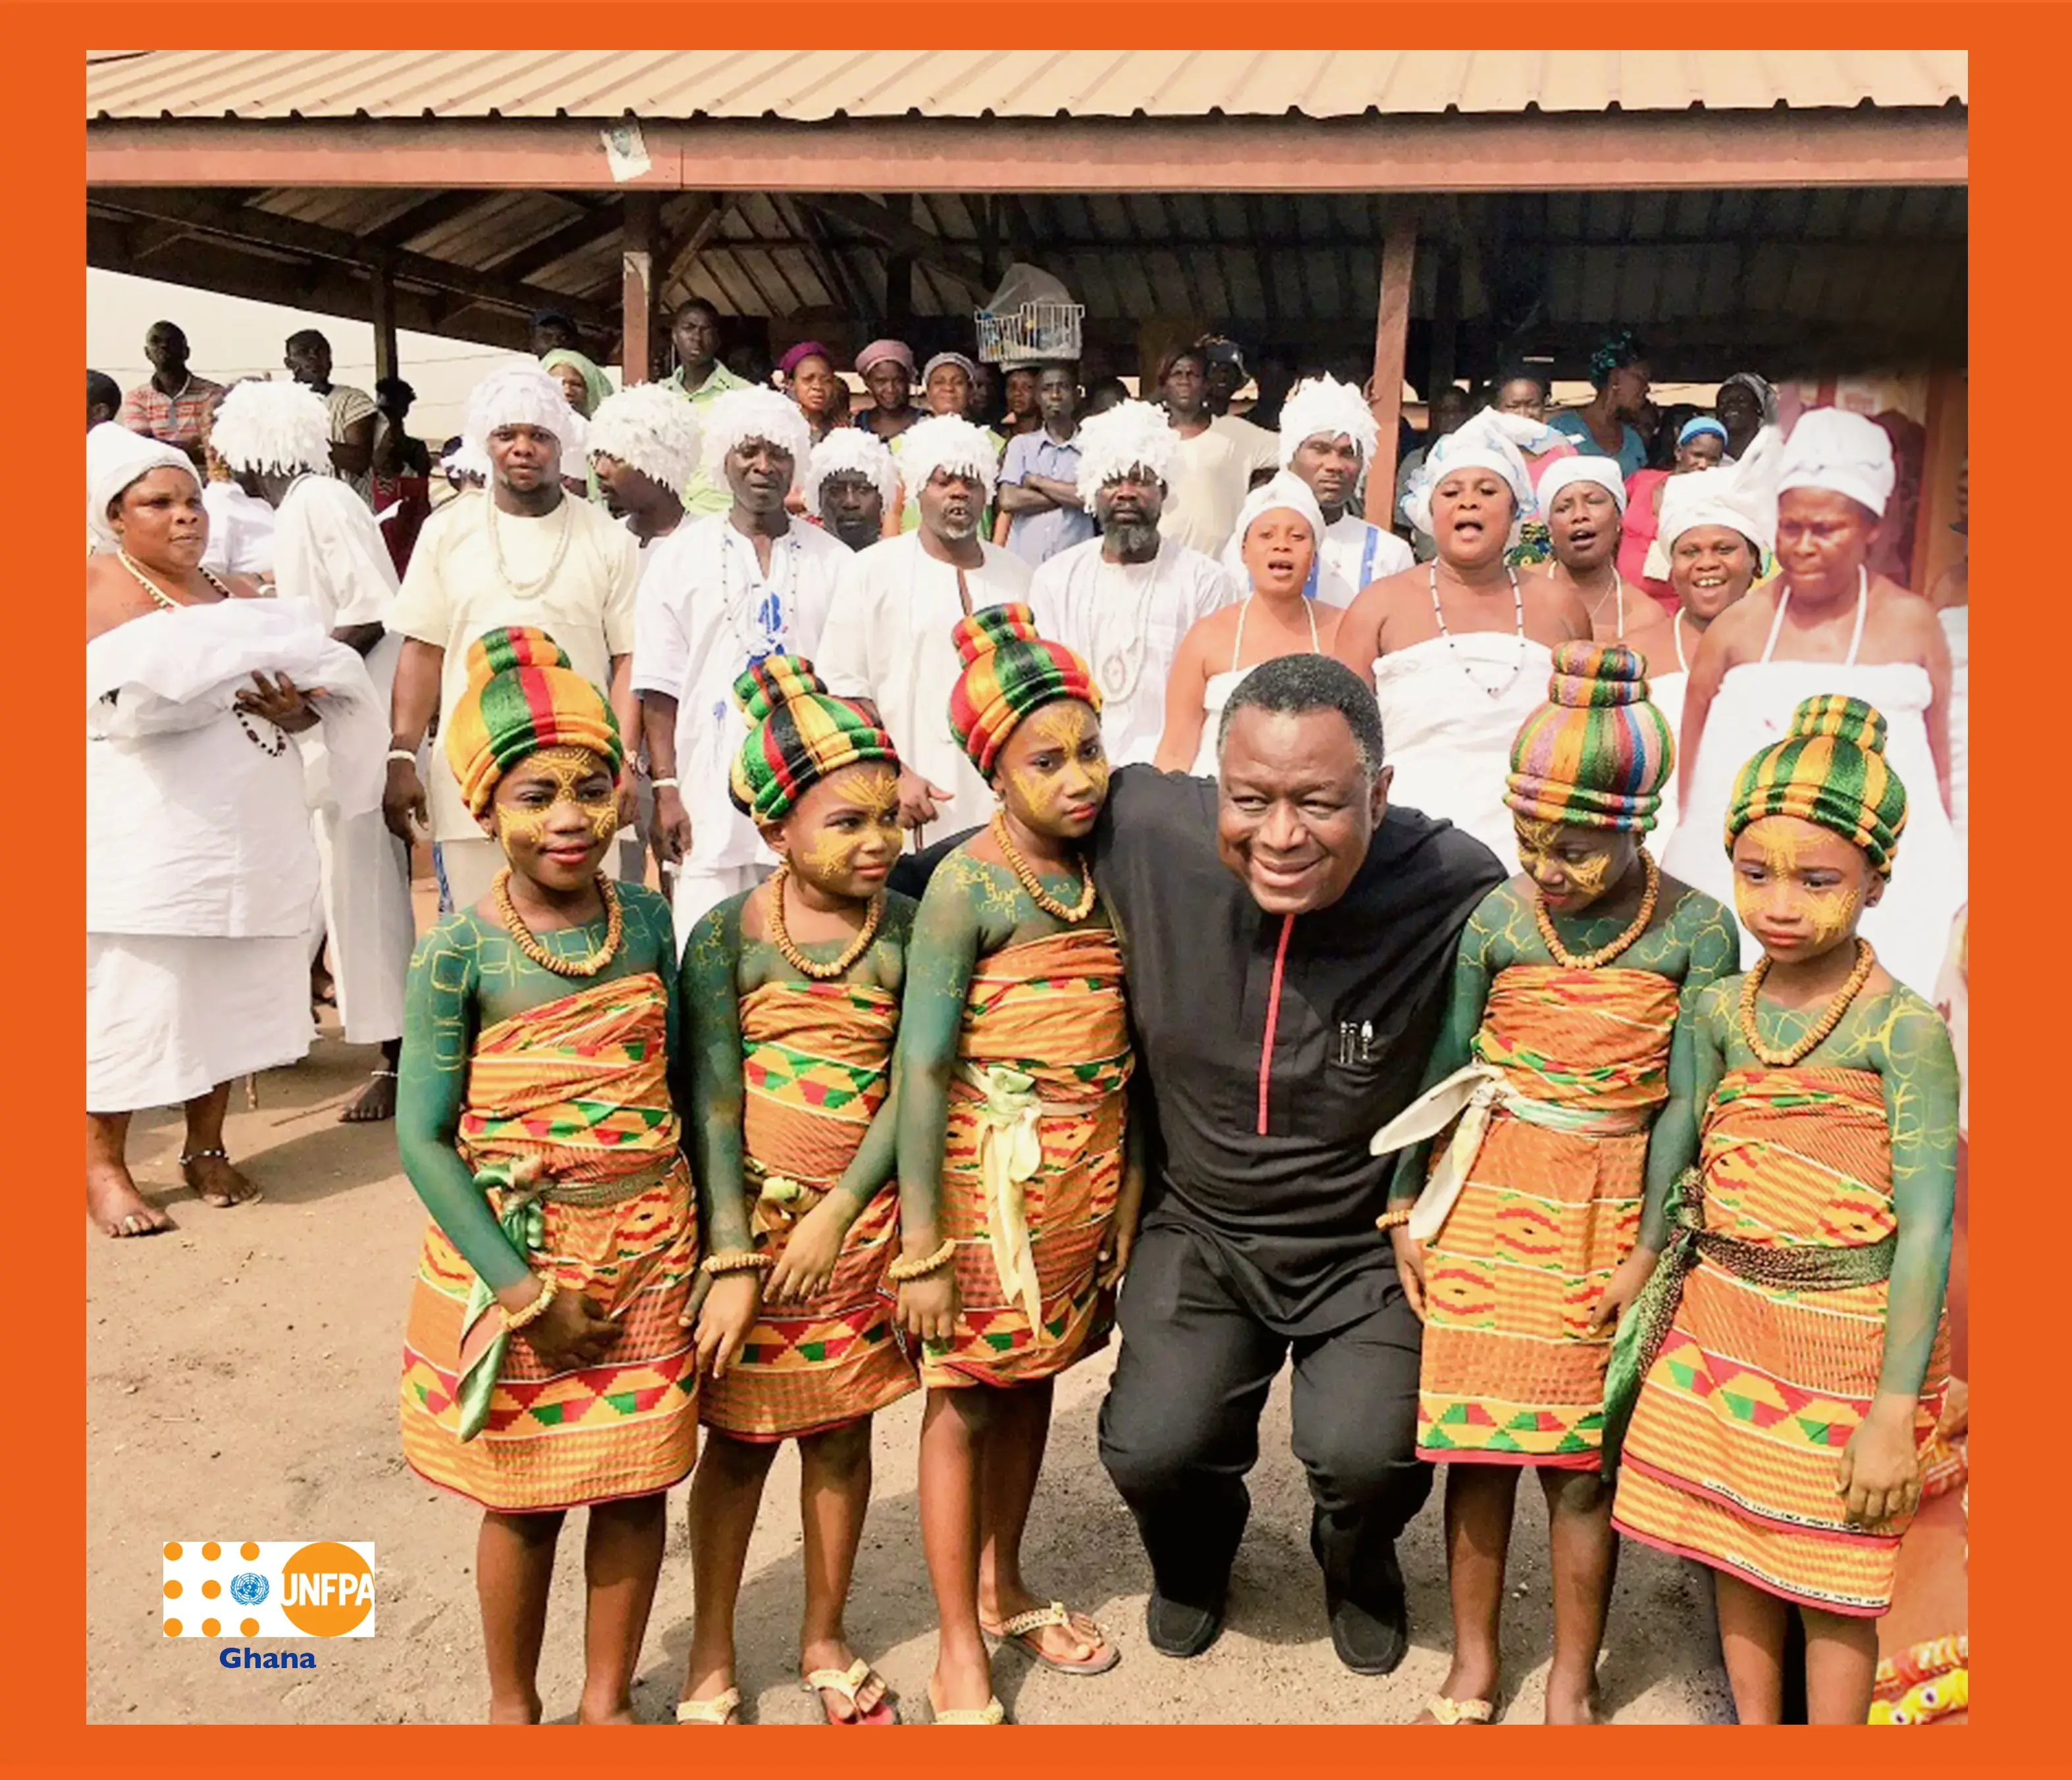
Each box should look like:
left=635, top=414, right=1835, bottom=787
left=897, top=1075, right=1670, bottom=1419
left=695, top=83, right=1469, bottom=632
left=384, top=362, right=642, bottom=914
left=805, top=428, right=899, bottom=552
left=1252, top=373, right=1414, bottom=607
left=634, top=387, right=853, bottom=943
left=818, top=414, right=1032, bottom=839
left=890, top=654, right=1502, bottom=1673
left=1030, top=399, right=1236, bottom=765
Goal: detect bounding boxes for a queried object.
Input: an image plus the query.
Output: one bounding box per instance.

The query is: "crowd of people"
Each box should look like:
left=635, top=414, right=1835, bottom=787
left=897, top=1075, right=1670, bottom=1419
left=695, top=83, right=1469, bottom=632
left=86, top=303, right=1969, bottom=1729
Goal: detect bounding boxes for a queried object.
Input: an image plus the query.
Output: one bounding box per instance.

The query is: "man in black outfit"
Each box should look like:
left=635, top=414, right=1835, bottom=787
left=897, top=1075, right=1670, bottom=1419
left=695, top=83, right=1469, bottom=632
left=891, top=654, right=1501, bottom=1675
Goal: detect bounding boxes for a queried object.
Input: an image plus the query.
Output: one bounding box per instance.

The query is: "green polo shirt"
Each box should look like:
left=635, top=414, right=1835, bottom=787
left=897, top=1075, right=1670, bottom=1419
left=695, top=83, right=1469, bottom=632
left=668, top=361, right=751, bottom=515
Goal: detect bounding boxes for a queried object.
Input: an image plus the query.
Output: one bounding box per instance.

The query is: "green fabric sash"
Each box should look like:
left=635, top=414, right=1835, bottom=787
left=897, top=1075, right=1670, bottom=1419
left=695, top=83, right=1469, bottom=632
left=1599, top=1166, right=1897, bottom=1480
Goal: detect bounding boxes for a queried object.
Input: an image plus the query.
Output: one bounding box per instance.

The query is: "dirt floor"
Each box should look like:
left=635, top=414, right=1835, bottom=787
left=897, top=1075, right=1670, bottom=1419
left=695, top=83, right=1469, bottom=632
left=87, top=1017, right=1755, bottom=1728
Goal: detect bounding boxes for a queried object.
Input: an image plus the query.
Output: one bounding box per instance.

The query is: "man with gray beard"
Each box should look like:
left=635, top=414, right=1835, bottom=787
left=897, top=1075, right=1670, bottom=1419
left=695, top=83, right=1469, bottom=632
left=817, top=413, right=1033, bottom=839
left=1030, top=400, right=1239, bottom=767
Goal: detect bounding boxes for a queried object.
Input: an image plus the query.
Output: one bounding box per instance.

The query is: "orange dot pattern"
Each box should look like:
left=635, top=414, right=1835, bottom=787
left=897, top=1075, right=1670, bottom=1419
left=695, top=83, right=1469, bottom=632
left=241, top=1542, right=260, bottom=1560
left=163, top=1542, right=182, bottom=1561
left=201, top=1579, right=221, bottom=1599
left=163, top=1619, right=181, bottom=1637
left=163, top=1581, right=182, bottom=1600
left=201, top=1618, right=220, bottom=1636
left=201, top=1542, right=221, bottom=1560
left=241, top=1617, right=259, bottom=1637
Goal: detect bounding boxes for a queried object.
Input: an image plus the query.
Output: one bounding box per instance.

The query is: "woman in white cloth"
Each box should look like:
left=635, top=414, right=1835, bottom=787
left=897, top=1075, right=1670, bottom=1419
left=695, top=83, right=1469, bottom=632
left=1644, top=430, right=1776, bottom=847
left=1928, top=456, right=1967, bottom=850
left=86, top=426, right=386, bottom=1236
left=1531, top=455, right=1674, bottom=668
left=1030, top=398, right=1237, bottom=766
left=1662, top=407, right=1961, bottom=994
left=1157, top=472, right=1339, bottom=773
left=1331, top=409, right=1592, bottom=872
left=209, top=379, right=416, bottom=1124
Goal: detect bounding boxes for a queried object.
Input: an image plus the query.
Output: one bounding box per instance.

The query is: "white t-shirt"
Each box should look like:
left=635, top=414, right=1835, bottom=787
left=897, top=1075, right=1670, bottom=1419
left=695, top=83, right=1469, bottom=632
left=1029, top=537, right=1238, bottom=766
left=1159, top=421, right=1269, bottom=558
left=388, top=494, right=640, bottom=841
left=1316, top=511, right=1414, bottom=606
left=629, top=514, right=851, bottom=870
left=816, top=533, right=1034, bottom=837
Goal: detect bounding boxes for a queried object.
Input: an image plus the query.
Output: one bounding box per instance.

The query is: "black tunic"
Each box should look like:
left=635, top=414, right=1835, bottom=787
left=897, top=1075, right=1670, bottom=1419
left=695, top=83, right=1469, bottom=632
left=890, top=766, right=1502, bottom=1336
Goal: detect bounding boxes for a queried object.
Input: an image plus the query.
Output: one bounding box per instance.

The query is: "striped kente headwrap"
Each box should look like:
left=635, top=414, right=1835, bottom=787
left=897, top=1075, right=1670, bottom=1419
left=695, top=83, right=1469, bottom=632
left=947, top=603, right=1100, bottom=778
left=729, top=653, right=901, bottom=822
left=1726, top=694, right=1909, bottom=877
left=444, top=624, right=623, bottom=816
left=1505, top=642, right=1674, bottom=833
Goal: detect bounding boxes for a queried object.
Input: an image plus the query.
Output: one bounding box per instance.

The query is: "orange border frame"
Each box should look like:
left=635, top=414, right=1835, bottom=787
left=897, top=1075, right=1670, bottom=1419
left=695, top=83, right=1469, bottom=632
left=31, top=7, right=2049, bottom=1773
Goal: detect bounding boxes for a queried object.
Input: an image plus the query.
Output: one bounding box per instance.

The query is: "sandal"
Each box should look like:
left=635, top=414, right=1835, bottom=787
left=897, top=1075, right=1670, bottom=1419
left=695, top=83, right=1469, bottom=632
left=927, top=1682, right=1006, bottom=1725
left=801, top=1658, right=897, bottom=1725
left=1423, top=1694, right=1495, bottom=1725
left=675, top=1687, right=741, bottom=1725
left=984, top=1600, right=1120, bottom=1675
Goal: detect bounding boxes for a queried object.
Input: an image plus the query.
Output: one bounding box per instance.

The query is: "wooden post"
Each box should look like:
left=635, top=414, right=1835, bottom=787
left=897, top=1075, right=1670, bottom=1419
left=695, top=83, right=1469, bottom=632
left=620, top=189, right=659, bottom=384
left=369, top=251, right=398, bottom=384
left=1366, top=219, right=1417, bottom=522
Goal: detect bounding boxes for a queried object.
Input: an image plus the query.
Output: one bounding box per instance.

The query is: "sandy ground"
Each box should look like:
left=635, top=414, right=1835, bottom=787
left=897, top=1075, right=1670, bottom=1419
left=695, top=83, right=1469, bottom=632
left=86, top=1018, right=1755, bottom=1728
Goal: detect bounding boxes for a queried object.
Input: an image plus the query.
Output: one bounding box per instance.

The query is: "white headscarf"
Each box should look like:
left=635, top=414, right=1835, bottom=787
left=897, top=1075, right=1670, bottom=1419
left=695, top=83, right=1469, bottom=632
left=1535, top=454, right=1628, bottom=515
left=1276, top=373, right=1377, bottom=467
left=805, top=427, right=899, bottom=513
left=898, top=413, right=1001, bottom=504
left=1403, top=409, right=1561, bottom=544
left=464, top=360, right=587, bottom=461
left=587, top=381, right=703, bottom=494
left=88, top=421, right=199, bottom=552
left=1233, top=471, right=1327, bottom=556
left=1073, top=400, right=1177, bottom=510
left=209, top=380, right=331, bottom=477
left=1659, top=425, right=1782, bottom=558
left=701, top=386, right=812, bottom=496
left=1777, top=407, right=1895, bottom=517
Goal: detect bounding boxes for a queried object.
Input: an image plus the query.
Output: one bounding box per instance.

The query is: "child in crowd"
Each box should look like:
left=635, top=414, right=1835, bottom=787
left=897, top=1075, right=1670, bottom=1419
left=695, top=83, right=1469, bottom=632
left=396, top=625, right=695, bottom=1725
left=1607, top=696, right=1958, bottom=1725
left=1373, top=643, right=1738, bottom=1724
left=674, top=657, right=919, bottom=1727
left=893, top=604, right=1142, bottom=1723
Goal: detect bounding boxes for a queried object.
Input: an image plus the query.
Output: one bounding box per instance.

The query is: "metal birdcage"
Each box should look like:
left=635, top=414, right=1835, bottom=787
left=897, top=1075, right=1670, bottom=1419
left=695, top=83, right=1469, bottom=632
left=974, top=299, right=1084, bottom=365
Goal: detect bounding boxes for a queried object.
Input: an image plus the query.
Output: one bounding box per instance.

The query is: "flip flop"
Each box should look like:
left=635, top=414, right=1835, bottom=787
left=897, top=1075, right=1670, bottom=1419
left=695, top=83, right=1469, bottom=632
left=1422, top=1694, right=1495, bottom=1725
left=801, top=1658, right=898, bottom=1725
left=984, top=1600, right=1120, bottom=1675
left=674, top=1687, right=741, bottom=1725
left=927, top=1681, right=1006, bottom=1725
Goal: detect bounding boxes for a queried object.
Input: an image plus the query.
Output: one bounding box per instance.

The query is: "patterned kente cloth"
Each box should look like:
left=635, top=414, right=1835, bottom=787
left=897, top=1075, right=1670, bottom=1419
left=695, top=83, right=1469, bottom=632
left=1418, top=966, right=1675, bottom=1465
left=701, top=980, right=917, bottom=1440
left=1610, top=1066, right=1950, bottom=1616
left=925, top=927, right=1133, bottom=1389
left=399, top=973, right=699, bottom=1512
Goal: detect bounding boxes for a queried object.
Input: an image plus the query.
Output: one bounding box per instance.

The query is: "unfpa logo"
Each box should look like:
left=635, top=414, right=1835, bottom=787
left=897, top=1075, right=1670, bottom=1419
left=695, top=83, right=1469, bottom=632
left=162, top=1540, right=375, bottom=1640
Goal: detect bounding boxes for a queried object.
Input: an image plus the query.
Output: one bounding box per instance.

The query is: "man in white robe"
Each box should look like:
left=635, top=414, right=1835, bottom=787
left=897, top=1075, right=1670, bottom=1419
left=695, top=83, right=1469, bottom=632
left=633, top=388, right=852, bottom=946
left=211, top=380, right=417, bottom=1121
left=1030, top=400, right=1237, bottom=766
left=817, top=414, right=1033, bottom=840
left=383, top=362, right=641, bottom=914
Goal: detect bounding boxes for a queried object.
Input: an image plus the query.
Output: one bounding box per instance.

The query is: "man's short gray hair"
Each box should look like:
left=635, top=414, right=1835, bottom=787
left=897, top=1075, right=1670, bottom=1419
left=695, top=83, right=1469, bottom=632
left=1216, top=654, right=1387, bottom=779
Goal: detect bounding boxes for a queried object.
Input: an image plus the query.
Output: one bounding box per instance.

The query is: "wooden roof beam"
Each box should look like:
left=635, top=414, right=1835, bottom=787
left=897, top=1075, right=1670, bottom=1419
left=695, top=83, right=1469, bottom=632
left=491, top=197, right=624, bottom=282
left=363, top=187, right=494, bottom=249
left=789, top=192, right=988, bottom=290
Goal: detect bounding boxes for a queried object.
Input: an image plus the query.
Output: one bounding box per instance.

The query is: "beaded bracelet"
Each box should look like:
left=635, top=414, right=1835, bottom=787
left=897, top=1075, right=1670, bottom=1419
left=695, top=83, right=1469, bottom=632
left=888, top=1238, right=957, bottom=1283
left=651, top=776, right=680, bottom=791
left=502, top=1276, right=558, bottom=1331
left=700, top=1249, right=774, bottom=1278
left=1375, top=1206, right=1415, bottom=1233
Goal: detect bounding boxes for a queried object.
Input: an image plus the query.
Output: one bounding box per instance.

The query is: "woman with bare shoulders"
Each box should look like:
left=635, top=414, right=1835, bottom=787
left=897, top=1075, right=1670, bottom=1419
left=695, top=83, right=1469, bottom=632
left=1661, top=409, right=1962, bottom=995
left=1531, top=456, right=1676, bottom=671
left=86, top=425, right=386, bottom=1238
left=1331, top=411, right=1592, bottom=871
left=1156, top=473, right=1339, bottom=774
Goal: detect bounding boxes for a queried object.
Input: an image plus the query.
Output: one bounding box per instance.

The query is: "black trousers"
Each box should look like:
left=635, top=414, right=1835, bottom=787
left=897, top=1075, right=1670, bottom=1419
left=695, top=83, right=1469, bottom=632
left=1097, top=1220, right=1431, bottom=1615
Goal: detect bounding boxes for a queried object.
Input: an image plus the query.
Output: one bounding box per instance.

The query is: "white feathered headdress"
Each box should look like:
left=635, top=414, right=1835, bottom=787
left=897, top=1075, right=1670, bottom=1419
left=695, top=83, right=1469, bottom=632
left=209, top=379, right=332, bottom=477
left=897, top=413, right=1001, bottom=505
left=1073, top=400, right=1177, bottom=511
left=587, top=382, right=703, bottom=494
left=701, top=386, right=812, bottom=495
left=805, top=428, right=899, bottom=512
left=465, top=359, right=587, bottom=463
left=1276, top=373, right=1377, bottom=468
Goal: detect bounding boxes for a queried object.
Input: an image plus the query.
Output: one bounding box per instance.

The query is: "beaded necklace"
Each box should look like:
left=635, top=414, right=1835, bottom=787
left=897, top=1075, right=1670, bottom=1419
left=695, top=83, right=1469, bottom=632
left=762, top=861, right=884, bottom=981
left=718, top=522, right=797, bottom=664
left=1085, top=545, right=1169, bottom=702
left=990, top=810, right=1096, bottom=924
left=1428, top=562, right=1527, bottom=699
left=487, top=495, right=575, bottom=598
left=1535, top=851, right=1660, bottom=969
left=1738, top=939, right=1876, bottom=1067
left=492, top=868, right=624, bottom=978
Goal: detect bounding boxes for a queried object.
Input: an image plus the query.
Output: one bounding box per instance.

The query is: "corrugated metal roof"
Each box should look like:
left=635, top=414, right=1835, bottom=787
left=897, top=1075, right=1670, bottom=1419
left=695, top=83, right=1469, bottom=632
left=86, top=48, right=1967, bottom=122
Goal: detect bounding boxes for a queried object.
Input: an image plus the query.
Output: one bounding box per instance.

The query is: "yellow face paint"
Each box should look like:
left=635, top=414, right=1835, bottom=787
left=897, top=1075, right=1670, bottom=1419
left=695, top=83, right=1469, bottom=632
left=1512, top=815, right=1620, bottom=908
left=1732, top=815, right=1867, bottom=956
left=997, top=700, right=1109, bottom=837
left=493, top=745, right=619, bottom=851
left=784, top=762, right=903, bottom=897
